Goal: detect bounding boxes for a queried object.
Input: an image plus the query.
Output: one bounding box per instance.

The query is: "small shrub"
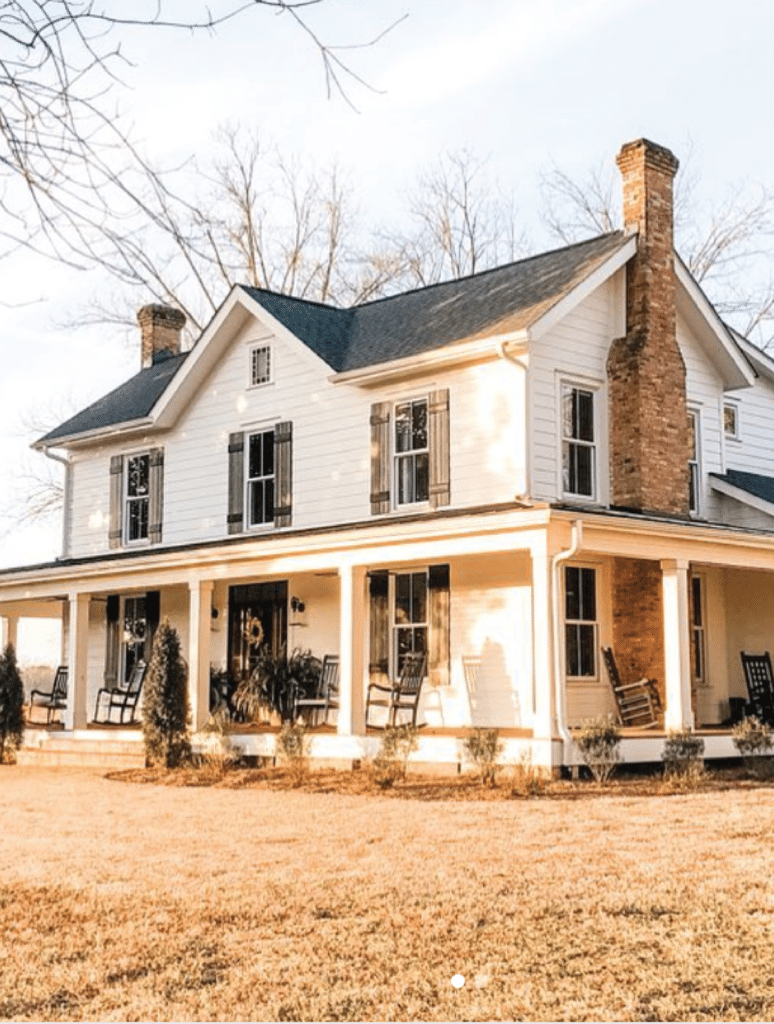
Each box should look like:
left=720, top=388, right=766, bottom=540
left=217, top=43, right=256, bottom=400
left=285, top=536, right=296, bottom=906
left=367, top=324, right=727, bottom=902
left=662, top=729, right=705, bottom=784
left=370, top=724, right=419, bottom=788
left=197, top=705, right=242, bottom=776
left=732, top=716, right=774, bottom=778
left=142, top=621, right=191, bottom=769
left=574, top=717, right=621, bottom=783
left=0, top=644, right=25, bottom=762
left=276, top=721, right=311, bottom=786
left=463, top=728, right=504, bottom=786
left=508, top=749, right=549, bottom=797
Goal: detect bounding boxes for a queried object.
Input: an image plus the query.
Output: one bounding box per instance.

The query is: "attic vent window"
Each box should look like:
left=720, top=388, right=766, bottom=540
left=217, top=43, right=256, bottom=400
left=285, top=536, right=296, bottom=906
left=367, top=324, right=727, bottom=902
left=250, top=343, right=272, bottom=387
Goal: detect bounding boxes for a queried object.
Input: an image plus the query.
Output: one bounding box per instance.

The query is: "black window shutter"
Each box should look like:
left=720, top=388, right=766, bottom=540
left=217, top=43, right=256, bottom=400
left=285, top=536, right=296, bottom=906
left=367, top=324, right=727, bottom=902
left=108, top=456, right=123, bottom=549
left=428, top=563, right=450, bottom=686
left=368, top=570, right=390, bottom=686
left=104, top=594, right=120, bottom=689
left=144, top=590, right=161, bottom=662
left=227, top=432, right=245, bottom=535
left=274, top=421, right=293, bottom=528
left=428, top=389, right=450, bottom=509
left=148, top=448, right=164, bottom=544
left=370, top=403, right=391, bottom=515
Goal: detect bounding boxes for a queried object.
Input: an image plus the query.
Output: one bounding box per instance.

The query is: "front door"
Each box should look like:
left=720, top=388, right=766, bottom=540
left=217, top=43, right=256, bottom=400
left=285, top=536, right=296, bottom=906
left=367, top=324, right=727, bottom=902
left=228, top=581, right=288, bottom=683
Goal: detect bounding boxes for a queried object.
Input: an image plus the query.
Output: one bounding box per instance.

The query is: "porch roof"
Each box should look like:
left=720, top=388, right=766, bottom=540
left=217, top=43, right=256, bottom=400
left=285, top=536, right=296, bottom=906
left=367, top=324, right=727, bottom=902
left=709, top=470, right=774, bottom=519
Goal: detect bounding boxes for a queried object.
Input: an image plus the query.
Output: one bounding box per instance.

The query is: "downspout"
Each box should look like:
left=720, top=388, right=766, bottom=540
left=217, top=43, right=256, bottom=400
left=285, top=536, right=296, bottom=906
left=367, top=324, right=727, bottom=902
left=39, top=446, right=71, bottom=559
left=495, top=340, right=531, bottom=501
left=551, top=520, right=583, bottom=765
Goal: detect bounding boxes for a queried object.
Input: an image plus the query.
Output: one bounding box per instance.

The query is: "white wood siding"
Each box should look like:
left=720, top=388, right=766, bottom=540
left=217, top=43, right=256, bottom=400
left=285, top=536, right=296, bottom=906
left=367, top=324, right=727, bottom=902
left=67, top=316, right=526, bottom=557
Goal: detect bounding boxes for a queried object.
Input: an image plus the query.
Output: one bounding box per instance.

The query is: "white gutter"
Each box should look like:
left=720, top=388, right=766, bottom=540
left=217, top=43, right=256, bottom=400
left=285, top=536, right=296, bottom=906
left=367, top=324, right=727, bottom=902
left=31, top=416, right=155, bottom=451
left=551, top=519, right=582, bottom=763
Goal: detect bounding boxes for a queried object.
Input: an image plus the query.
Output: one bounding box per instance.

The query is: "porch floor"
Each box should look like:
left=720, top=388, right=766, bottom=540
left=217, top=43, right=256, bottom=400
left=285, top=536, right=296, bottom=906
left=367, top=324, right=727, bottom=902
left=225, top=722, right=534, bottom=738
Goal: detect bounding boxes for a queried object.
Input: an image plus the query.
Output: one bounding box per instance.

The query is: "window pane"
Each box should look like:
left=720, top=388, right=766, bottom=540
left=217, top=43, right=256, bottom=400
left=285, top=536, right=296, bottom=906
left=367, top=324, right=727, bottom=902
left=248, top=435, right=263, bottom=478
left=562, top=390, right=574, bottom=440
left=576, top=390, right=594, bottom=442
left=692, top=576, right=703, bottom=627
left=127, top=454, right=149, bottom=497
left=580, top=568, right=596, bottom=621
left=264, top=479, right=274, bottom=523
left=395, top=405, right=412, bottom=453
left=565, top=623, right=580, bottom=677
left=574, top=445, right=593, bottom=497
left=395, top=574, right=411, bottom=624
left=411, top=572, right=427, bottom=624
left=578, top=624, right=596, bottom=676
left=397, top=455, right=414, bottom=505
left=724, top=404, right=737, bottom=438
left=263, top=430, right=274, bottom=475
left=414, top=453, right=429, bottom=502
left=688, top=413, right=697, bottom=459
left=565, top=567, right=580, bottom=621
left=411, top=401, right=428, bottom=449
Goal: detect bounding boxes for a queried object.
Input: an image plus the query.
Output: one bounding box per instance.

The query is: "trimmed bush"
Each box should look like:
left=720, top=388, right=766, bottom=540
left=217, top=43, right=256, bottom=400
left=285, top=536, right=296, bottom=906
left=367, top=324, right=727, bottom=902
left=732, top=716, right=774, bottom=778
left=276, top=721, right=311, bottom=786
left=0, top=644, right=25, bottom=762
left=142, top=621, right=190, bottom=768
left=463, top=727, right=504, bottom=786
left=662, top=729, right=705, bottom=783
left=370, top=724, right=418, bottom=788
left=574, top=717, right=621, bottom=783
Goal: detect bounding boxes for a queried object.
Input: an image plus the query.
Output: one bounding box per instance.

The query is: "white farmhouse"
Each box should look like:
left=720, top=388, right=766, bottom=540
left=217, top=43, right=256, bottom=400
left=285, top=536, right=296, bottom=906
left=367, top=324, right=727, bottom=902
left=6, top=137, right=774, bottom=771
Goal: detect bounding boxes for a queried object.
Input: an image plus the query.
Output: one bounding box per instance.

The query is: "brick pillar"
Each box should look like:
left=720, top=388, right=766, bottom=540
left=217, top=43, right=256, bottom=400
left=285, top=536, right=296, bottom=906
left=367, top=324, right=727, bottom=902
left=611, top=558, right=665, bottom=710
left=607, top=139, right=690, bottom=516
left=138, top=305, right=186, bottom=369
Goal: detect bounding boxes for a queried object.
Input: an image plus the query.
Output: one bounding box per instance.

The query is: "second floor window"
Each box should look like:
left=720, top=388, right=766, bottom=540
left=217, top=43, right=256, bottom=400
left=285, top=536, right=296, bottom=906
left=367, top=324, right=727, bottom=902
left=562, top=385, right=595, bottom=499
left=125, top=453, right=150, bottom=543
left=246, top=429, right=275, bottom=527
left=250, top=343, right=272, bottom=387
left=688, top=411, right=699, bottom=514
left=394, top=398, right=429, bottom=505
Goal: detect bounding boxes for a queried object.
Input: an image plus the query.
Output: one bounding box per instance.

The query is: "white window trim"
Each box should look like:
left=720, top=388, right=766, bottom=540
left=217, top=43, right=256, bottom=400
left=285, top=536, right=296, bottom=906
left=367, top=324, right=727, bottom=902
left=123, top=450, right=151, bottom=547
left=723, top=400, right=740, bottom=442
left=248, top=341, right=274, bottom=389
left=392, top=395, right=430, bottom=511
left=688, top=408, right=701, bottom=517
left=244, top=427, right=275, bottom=531
left=563, top=562, right=601, bottom=682
left=556, top=376, right=606, bottom=505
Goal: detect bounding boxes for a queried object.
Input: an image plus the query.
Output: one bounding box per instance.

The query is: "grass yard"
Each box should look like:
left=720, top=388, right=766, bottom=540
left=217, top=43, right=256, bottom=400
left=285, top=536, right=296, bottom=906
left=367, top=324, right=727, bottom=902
left=2, top=766, right=774, bottom=1021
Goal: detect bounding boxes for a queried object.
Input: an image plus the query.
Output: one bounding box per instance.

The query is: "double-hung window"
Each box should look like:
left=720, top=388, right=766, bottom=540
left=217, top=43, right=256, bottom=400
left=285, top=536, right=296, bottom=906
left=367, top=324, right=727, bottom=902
left=561, top=385, right=596, bottom=499
left=394, top=399, right=429, bottom=506
left=125, top=453, right=150, bottom=543
left=246, top=429, right=275, bottom=528
left=691, top=575, right=706, bottom=685
left=393, top=570, right=428, bottom=678
left=688, top=411, right=700, bottom=514
left=565, top=565, right=597, bottom=678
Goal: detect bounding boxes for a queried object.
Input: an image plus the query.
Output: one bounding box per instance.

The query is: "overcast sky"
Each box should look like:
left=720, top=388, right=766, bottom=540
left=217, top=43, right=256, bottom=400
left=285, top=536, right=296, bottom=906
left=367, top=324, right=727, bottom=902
left=2, top=0, right=773, bottom=572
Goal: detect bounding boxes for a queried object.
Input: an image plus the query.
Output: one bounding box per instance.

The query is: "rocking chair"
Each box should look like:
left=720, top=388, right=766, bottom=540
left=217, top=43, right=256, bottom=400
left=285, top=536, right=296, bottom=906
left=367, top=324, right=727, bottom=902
left=740, top=652, right=774, bottom=726
left=29, top=665, right=68, bottom=725
left=366, top=652, right=427, bottom=728
left=601, top=647, right=661, bottom=728
left=292, top=655, right=340, bottom=726
left=94, top=660, right=147, bottom=725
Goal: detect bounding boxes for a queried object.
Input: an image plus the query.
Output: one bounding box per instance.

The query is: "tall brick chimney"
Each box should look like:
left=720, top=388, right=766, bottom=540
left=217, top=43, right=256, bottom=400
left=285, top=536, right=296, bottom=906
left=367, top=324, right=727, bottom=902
left=138, top=304, right=186, bottom=369
left=607, top=138, right=690, bottom=516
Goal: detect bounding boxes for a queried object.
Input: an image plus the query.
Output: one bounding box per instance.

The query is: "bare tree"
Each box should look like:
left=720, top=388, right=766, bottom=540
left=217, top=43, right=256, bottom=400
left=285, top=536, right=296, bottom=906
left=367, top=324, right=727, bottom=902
left=0, top=1, right=402, bottom=286
left=384, top=149, right=529, bottom=290
left=539, top=154, right=774, bottom=346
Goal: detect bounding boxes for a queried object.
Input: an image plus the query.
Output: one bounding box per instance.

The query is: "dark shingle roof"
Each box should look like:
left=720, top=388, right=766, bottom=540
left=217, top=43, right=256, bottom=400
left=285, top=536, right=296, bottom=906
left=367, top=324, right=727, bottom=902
left=40, top=231, right=629, bottom=444
left=244, top=231, right=628, bottom=373
left=38, top=352, right=188, bottom=445
left=711, top=469, right=774, bottom=506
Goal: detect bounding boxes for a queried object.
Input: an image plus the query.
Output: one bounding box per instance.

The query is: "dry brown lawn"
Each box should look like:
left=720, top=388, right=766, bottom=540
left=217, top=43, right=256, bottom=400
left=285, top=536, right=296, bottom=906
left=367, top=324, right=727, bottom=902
left=2, top=765, right=774, bottom=1021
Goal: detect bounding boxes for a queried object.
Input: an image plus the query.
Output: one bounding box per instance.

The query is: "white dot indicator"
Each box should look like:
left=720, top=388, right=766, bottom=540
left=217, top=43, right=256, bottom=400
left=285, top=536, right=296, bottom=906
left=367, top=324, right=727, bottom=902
left=451, top=974, right=465, bottom=989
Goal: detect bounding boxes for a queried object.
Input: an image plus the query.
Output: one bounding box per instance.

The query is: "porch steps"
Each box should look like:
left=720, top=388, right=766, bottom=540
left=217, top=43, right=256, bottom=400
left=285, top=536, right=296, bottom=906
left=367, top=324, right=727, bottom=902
left=17, top=735, right=145, bottom=769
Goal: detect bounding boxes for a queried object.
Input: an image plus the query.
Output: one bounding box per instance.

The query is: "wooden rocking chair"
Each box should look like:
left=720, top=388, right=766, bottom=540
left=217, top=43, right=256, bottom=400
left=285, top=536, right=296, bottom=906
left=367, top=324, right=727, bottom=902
left=94, top=660, right=147, bottom=725
left=292, top=655, right=340, bottom=726
left=29, top=665, right=68, bottom=725
left=601, top=647, right=661, bottom=729
left=740, top=652, right=774, bottom=726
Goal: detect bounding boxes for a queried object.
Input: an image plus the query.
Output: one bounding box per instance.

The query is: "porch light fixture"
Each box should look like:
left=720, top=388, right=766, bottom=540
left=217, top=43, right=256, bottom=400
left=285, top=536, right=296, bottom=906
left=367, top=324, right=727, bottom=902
left=290, top=596, right=305, bottom=614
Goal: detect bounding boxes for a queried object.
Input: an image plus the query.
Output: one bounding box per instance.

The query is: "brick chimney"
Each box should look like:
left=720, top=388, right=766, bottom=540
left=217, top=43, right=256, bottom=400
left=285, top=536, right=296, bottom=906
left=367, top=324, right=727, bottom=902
left=137, top=304, right=186, bottom=369
left=607, top=138, right=690, bottom=516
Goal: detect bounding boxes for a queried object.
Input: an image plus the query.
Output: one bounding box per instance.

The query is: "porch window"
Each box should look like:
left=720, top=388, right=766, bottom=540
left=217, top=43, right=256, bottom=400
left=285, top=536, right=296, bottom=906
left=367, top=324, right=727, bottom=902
left=688, top=411, right=700, bottom=514
left=561, top=385, right=595, bottom=499
left=565, top=566, right=597, bottom=677
left=691, top=575, right=706, bottom=684
left=122, top=595, right=147, bottom=683
left=393, top=571, right=428, bottom=678
left=125, top=453, right=150, bottom=543
left=394, top=399, right=429, bottom=506
left=246, top=429, right=275, bottom=527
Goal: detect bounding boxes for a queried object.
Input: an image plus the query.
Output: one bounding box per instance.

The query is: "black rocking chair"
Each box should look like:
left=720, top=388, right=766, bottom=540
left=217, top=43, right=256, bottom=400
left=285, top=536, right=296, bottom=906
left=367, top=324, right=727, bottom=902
left=740, top=652, right=774, bottom=726
left=94, top=660, right=147, bottom=725
left=366, top=652, right=427, bottom=729
left=29, top=665, right=68, bottom=725
left=292, top=654, right=340, bottom=726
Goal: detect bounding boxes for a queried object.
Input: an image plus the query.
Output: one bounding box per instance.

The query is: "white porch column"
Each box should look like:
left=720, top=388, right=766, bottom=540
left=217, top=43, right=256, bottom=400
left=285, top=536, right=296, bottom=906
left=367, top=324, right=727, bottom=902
left=2, top=616, right=18, bottom=651
left=188, top=579, right=214, bottom=731
left=530, top=540, right=554, bottom=742
left=65, top=593, right=89, bottom=730
left=337, top=562, right=367, bottom=736
left=661, top=559, right=694, bottom=731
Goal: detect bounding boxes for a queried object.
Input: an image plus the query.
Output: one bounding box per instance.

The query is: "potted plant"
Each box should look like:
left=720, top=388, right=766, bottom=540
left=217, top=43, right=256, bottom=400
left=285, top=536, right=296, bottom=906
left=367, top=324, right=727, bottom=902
left=234, top=646, right=321, bottom=723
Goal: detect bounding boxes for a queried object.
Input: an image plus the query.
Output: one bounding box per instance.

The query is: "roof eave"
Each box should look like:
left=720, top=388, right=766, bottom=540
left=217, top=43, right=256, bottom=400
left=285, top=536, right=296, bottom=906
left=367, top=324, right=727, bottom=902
left=32, top=417, right=156, bottom=452
left=328, top=332, right=530, bottom=385
left=709, top=474, right=774, bottom=518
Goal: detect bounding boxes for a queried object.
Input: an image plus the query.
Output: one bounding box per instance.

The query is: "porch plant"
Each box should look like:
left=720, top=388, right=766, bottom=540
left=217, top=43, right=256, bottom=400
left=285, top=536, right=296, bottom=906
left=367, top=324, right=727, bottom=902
left=234, top=646, right=321, bottom=723
left=463, top=727, right=504, bottom=786
left=142, top=620, right=191, bottom=768
left=661, top=729, right=705, bottom=785
left=732, top=716, right=774, bottom=778
left=0, top=643, right=25, bottom=762
left=574, top=717, right=621, bottom=783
